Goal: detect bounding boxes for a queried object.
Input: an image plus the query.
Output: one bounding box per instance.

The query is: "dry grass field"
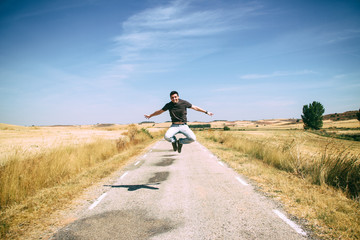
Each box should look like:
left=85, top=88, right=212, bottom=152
left=0, top=124, right=127, bottom=164
left=0, top=123, right=164, bottom=239
left=196, top=119, right=360, bottom=239
left=209, top=119, right=360, bottom=130
left=1, top=119, right=359, bottom=239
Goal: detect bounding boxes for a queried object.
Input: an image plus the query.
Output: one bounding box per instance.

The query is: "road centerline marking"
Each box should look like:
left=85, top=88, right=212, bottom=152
left=89, top=193, right=107, bottom=210
left=120, top=171, right=129, bottom=179
left=273, top=209, right=307, bottom=236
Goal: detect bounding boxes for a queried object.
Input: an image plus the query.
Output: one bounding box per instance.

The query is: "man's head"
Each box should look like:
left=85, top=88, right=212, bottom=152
left=170, top=91, right=179, bottom=103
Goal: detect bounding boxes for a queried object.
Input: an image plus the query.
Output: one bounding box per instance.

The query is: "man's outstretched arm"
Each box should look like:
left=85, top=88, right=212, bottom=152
left=191, top=105, right=214, bottom=116
left=144, top=109, right=165, bottom=119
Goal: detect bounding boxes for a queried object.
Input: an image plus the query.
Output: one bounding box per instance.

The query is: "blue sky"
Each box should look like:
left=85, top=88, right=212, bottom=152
left=1, top=0, right=359, bottom=125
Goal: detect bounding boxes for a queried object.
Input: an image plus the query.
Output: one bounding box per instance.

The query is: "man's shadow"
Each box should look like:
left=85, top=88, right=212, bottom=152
left=104, top=183, right=160, bottom=191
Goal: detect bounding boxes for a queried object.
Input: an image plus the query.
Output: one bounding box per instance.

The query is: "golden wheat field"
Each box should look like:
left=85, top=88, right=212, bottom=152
left=0, top=124, right=124, bottom=163
left=210, top=118, right=360, bottom=129
left=228, top=129, right=360, bottom=155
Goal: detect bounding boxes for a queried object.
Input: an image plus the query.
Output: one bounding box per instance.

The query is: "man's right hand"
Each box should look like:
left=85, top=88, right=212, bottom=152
left=144, top=109, right=164, bottom=119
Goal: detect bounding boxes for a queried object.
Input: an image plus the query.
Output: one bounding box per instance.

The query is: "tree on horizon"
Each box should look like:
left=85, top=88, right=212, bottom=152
left=301, top=101, right=325, bottom=130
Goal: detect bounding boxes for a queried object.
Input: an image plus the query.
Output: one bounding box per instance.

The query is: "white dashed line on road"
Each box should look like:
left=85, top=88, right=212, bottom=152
left=134, top=161, right=140, bottom=166
left=120, top=171, right=129, bottom=179
left=236, top=176, right=249, bottom=186
left=89, top=193, right=107, bottom=210
left=273, top=209, right=307, bottom=236
left=217, top=161, right=225, bottom=166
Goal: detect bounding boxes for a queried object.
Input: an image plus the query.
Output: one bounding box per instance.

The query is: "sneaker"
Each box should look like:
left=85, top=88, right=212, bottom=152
left=177, top=140, right=183, bottom=153
left=172, top=141, right=177, bottom=151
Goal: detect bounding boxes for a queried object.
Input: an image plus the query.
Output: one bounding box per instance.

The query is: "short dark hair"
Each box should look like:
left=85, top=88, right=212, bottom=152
left=170, top=91, right=178, bottom=97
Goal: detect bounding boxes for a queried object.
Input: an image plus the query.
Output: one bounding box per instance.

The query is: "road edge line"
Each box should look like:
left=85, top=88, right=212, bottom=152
left=273, top=209, right=307, bottom=236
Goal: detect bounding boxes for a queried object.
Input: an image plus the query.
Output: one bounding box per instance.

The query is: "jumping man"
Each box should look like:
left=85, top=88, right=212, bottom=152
left=144, top=91, right=214, bottom=153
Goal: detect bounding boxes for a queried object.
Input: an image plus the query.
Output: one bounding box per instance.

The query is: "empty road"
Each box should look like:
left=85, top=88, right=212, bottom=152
left=53, top=139, right=308, bottom=240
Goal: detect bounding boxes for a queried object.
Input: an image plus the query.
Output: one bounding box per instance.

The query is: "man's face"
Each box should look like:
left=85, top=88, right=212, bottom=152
left=170, top=94, right=179, bottom=103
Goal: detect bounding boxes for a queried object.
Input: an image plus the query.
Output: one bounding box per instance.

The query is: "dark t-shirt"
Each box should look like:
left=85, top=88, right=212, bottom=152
left=162, top=99, right=192, bottom=123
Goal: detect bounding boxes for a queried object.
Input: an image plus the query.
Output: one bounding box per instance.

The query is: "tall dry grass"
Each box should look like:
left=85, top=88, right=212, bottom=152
left=197, top=131, right=360, bottom=239
left=311, top=146, right=360, bottom=197
left=0, top=125, right=158, bottom=212
left=0, top=125, right=164, bottom=238
left=199, top=130, right=360, bottom=198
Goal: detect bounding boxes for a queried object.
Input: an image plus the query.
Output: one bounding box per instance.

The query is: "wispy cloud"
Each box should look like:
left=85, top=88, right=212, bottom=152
left=253, top=99, right=296, bottom=107
left=214, top=86, right=242, bottom=92
left=112, top=0, right=262, bottom=74
left=101, top=64, right=135, bottom=81
left=239, top=70, right=316, bottom=80
left=333, top=74, right=347, bottom=79
left=12, top=2, right=92, bottom=21
left=324, top=29, right=360, bottom=44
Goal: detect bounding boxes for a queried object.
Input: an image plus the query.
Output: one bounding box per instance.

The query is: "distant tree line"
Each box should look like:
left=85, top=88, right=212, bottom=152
left=189, top=124, right=211, bottom=129
left=139, top=121, right=155, bottom=124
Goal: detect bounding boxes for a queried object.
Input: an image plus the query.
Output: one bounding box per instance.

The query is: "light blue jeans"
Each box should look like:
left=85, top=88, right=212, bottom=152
left=164, top=124, right=197, bottom=144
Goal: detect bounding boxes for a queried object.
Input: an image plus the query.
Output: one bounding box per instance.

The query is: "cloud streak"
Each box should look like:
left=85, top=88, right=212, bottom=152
left=239, top=70, right=316, bottom=80
left=112, top=0, right=262, bottom=74
left=324, top=29, right=360, bottom=44
left=12, top=2, right=92, bottom=21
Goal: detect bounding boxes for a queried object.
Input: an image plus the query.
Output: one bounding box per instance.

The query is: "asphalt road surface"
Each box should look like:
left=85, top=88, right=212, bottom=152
left=53, top=139, right=308, bottom=240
